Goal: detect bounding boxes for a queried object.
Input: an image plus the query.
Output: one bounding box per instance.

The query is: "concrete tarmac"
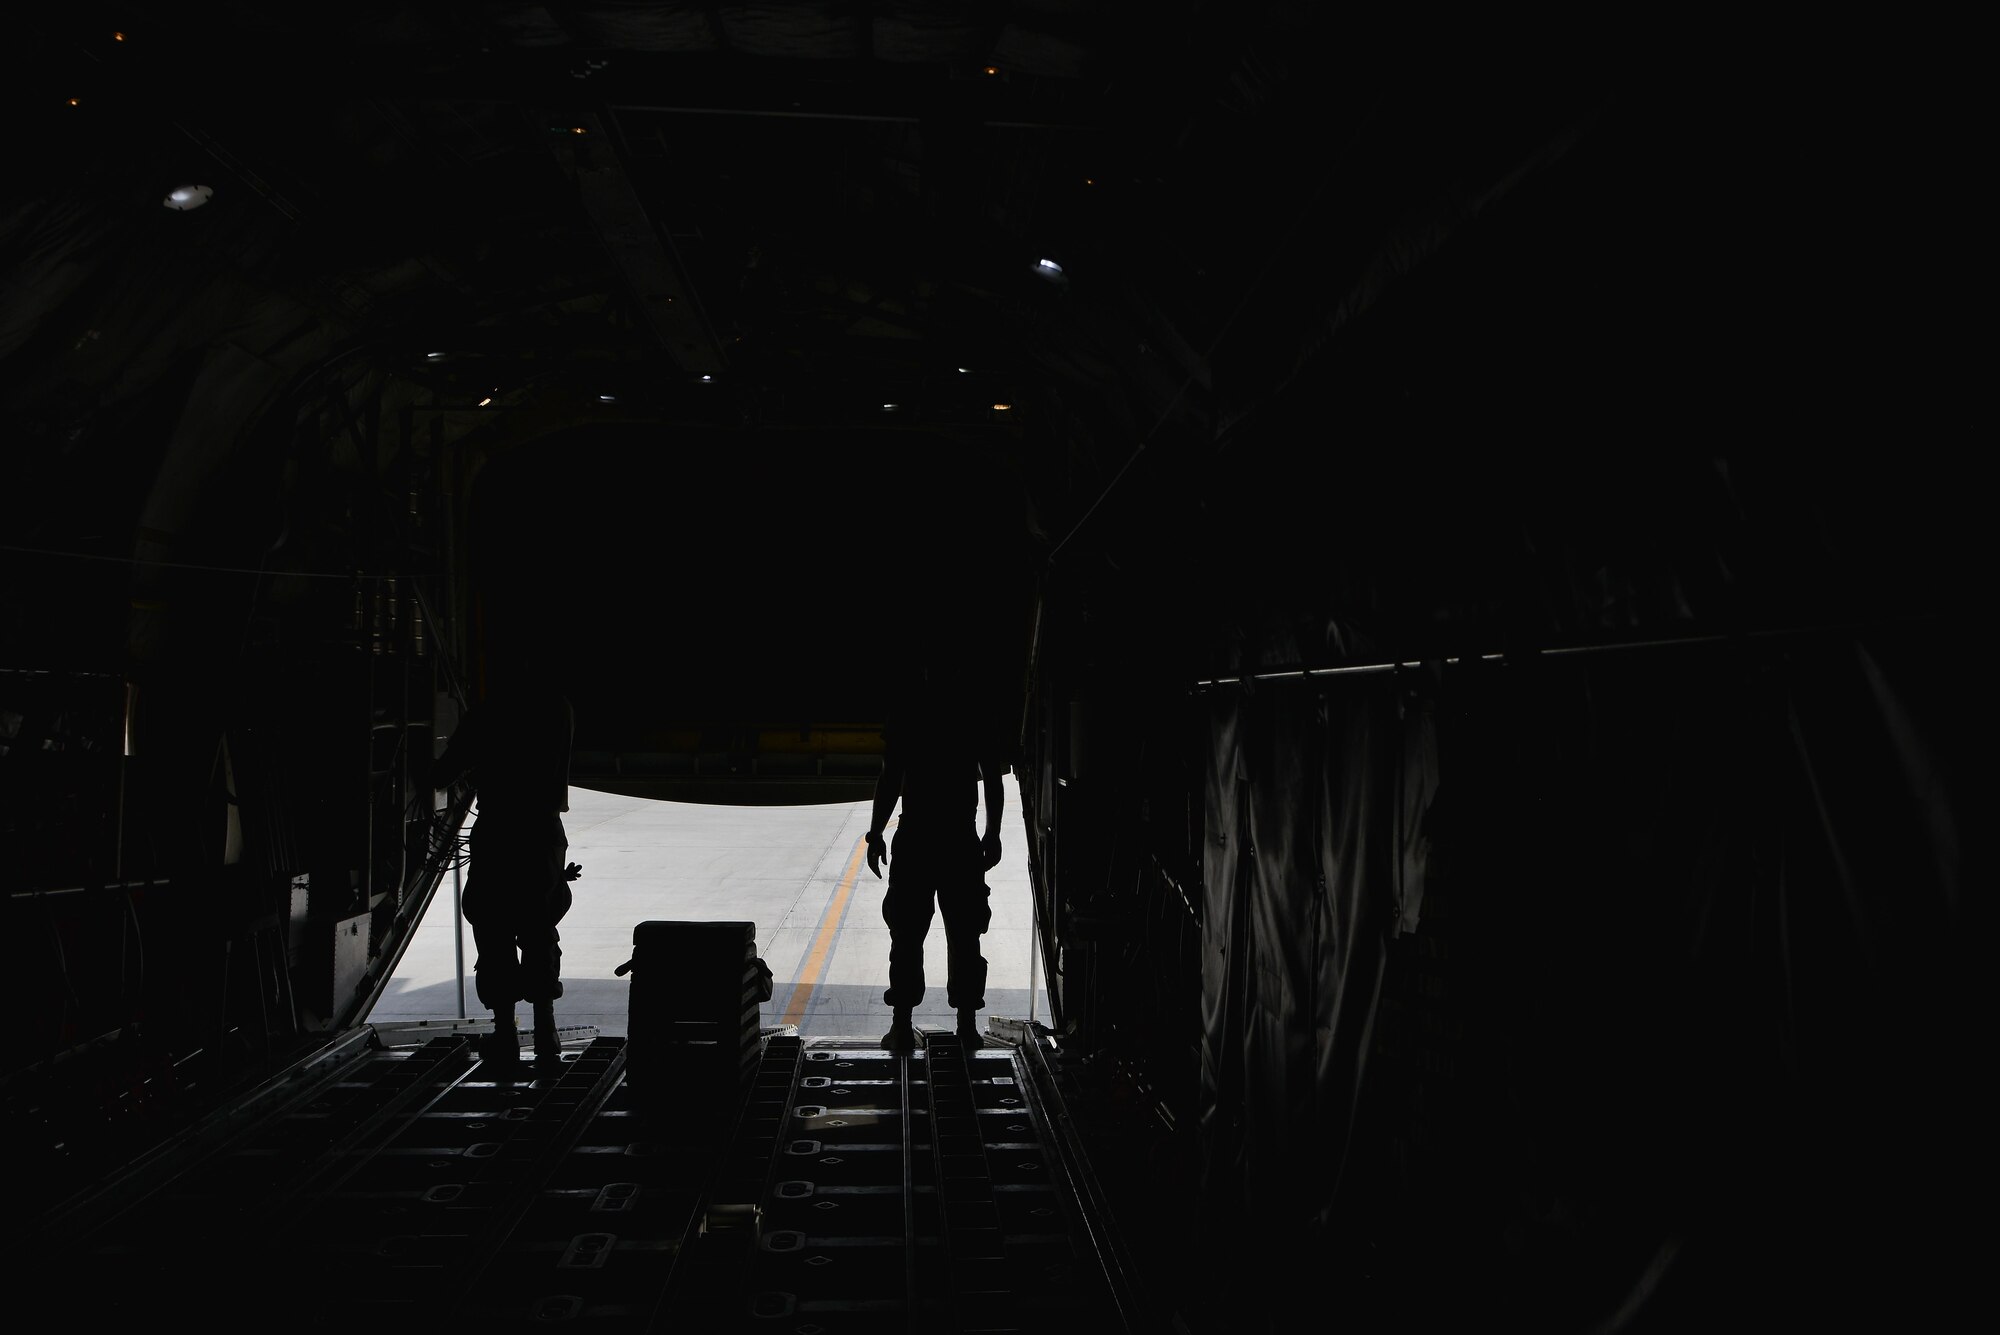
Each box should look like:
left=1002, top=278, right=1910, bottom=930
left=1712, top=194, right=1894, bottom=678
left=369, top=775, right=1049, bottom=1042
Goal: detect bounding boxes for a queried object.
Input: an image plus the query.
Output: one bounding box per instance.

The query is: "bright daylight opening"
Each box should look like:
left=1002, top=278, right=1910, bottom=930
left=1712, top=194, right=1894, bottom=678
left=369, top=774, right=1048, bottom=1041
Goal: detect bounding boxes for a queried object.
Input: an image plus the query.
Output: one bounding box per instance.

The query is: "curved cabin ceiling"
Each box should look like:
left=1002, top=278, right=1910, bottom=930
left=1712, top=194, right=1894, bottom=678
left=4, top=6, right=1978, bottom=803
left=6, top=2, right=1230, bottom=732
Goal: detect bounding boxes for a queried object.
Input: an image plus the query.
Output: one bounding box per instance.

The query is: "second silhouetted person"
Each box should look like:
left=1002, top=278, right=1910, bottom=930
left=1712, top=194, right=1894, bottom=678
left=866, top=666, right=1006, bottom=1055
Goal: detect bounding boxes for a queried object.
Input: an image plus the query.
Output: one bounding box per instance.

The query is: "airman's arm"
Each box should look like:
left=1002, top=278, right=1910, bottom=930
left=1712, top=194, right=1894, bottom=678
left=866, top=752, right=903, bottom=878
left=980, top=754, right=1005, bottom=868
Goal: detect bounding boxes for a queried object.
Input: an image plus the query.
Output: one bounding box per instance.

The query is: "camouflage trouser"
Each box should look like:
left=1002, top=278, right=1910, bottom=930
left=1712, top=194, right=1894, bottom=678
left=881, top=829, right=990, bottom=1011
left=463, top=815, right=571, bottom=1010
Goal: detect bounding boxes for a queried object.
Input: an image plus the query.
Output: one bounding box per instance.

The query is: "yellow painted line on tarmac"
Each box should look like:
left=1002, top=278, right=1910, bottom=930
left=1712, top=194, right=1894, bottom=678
left=780, top=831, right=872, bottom=1027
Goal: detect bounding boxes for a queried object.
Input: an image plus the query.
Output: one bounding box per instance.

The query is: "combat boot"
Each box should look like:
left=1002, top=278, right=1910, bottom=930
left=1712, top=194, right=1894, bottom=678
left=955, top=1009, right=984, bottom=1050
left=881, top=1008, right=917, bottom=1056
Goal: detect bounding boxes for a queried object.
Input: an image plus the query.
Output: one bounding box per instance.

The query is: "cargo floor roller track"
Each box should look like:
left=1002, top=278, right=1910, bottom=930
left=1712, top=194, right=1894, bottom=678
left=714, top=1032, right=1124, bottom=1333
left=32, top=1027, right=1127, bottom=1332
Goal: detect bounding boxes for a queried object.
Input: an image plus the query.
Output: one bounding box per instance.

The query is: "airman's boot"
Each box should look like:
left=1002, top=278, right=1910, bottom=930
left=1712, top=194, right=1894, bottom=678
left=955, top=1008, right=984, bottom=1050
left=881, top=1007, right=916, bottom=1055
left=479, top=1013, right=522, bottom=1072
left=532, top=1000, right=562, bottom=1073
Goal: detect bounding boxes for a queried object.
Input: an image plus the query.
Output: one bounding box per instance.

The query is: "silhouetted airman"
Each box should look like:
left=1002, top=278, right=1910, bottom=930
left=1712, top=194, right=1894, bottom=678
left=866, top=662, right=1006, bottom=1054
left=435, top=662, right=578, bottom=1073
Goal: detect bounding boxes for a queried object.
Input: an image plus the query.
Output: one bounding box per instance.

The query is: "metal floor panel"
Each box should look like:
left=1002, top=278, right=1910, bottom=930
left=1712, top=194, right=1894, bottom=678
left=30, top=1028, right=1127, bottom=1333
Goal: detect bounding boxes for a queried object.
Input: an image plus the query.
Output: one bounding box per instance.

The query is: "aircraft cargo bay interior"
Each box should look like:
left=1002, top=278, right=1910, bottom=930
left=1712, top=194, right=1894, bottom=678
left=1, top=6, right=1978, bottom=1332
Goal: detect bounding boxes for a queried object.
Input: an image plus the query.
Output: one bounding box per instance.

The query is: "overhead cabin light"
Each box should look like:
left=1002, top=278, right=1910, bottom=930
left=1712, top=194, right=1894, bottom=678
left=68, top=97, right=80, bottom=106
left=113, top=32, right=126, bottom=42
left=1036, top=258, right=1063, bottom=274
left=598, top=394, right=617, bottom=402
left=477, top=396, right=494, bottom=407
left=163, top=184, right=213, bottom=211
left=882, top=403, right=899, bottom=412
left=700, top=374, right=713, bottom=382
left=957, top=367, right=970, bottom=374
left=984, top=66, right=999, bottom=75
left=992, top=403, right=1012, bottom=411
left=426, top=351, right=447, bottom=360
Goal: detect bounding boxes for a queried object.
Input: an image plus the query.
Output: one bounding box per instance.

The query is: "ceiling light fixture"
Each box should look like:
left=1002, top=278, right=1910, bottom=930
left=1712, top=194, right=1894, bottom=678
left=984, top=66, right=998, bottom=75
left=882, top=404, right=899, bottom=412
left=993, top=403, right=1012, bottom=411
left=113, top=32, right=126, bottom=42
left=162, top=184, right=213, bottom=211
left=426, top=351, right=446, bottom=360
left=477, top=396, right=494, bottom=407
left=700, top=374, right=713, bottom=382
left=599, top=394, right=617, bottom=402
left=1036, top=258, right=1063, bottom=274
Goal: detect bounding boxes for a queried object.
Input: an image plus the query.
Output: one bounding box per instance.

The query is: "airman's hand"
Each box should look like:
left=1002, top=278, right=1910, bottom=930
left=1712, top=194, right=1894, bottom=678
left=981, top=830, right=1002, bottom=869
left=866, top=831, right=888, bottom=878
